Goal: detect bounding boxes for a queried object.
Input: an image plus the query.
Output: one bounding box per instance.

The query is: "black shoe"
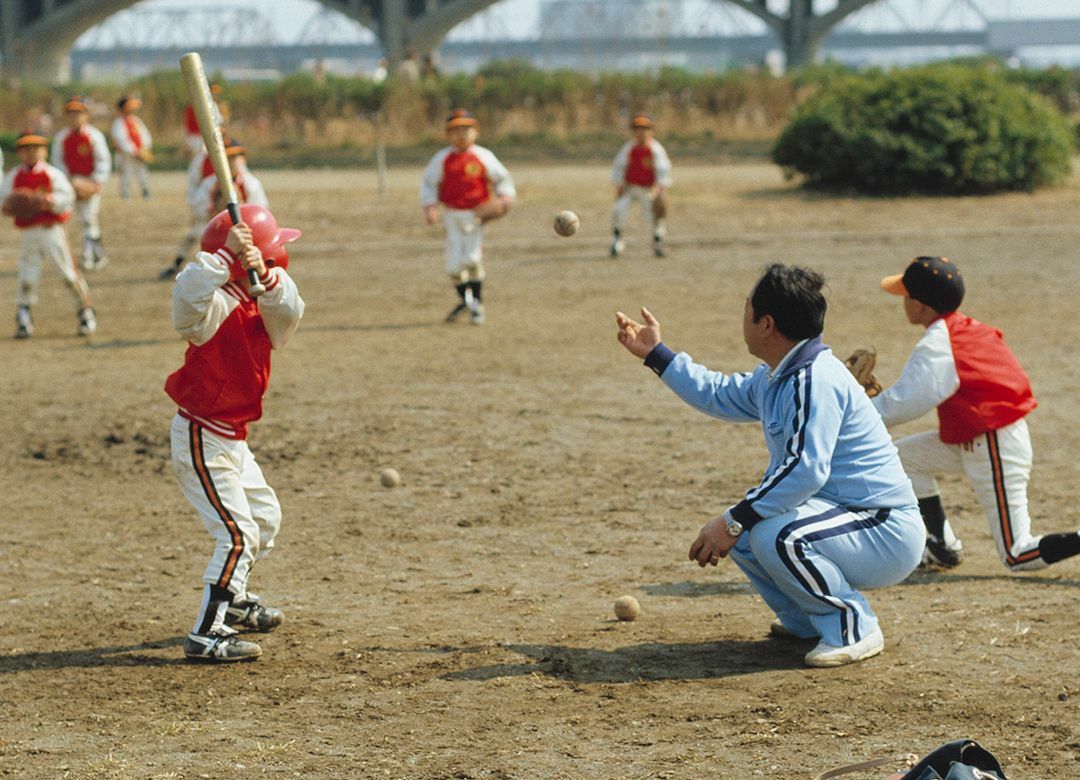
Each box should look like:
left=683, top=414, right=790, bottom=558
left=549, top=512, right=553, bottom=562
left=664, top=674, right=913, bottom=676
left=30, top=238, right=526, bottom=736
left=15, top=307, right=32, bottom=339
left=923, top=535, right=963, bottom=568
left=445, top=303, right=468, bottom=323
left=653, top=240, right=666, bottom=258
left=225, top=596, right=284, bottom=632
left=159, top=258, right=182, bottom=281
left=183, top=629, right=262, bottom=662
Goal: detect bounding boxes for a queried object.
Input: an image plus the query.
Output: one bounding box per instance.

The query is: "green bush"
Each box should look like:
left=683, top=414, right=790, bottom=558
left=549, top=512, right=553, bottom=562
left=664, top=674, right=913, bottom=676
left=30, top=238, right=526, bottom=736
left=772, top=64, right=1074, bottom=194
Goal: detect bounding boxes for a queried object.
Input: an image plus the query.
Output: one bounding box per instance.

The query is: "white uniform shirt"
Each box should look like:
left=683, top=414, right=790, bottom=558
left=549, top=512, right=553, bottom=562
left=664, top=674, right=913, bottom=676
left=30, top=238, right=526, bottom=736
left=110, top=115, right=153, bottom=157
left=51, top=125, right=112, bottom=186
left=189, top=169, right=269, bottom=217
left=871, top=319, right=961, bottom=427
left=611, top=139, right=673, bottom=188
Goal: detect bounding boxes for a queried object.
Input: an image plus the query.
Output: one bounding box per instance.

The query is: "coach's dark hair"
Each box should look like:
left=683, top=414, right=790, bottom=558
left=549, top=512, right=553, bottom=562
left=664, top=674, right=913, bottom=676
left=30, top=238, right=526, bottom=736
left=749, top=263, right=827, bottom=341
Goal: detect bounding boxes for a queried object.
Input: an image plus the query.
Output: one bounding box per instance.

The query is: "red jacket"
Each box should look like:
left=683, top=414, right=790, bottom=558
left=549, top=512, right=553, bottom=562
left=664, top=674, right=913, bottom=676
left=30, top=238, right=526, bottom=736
left=10, top=165, right=69, bottom=229
left=625, top=144, right=656, bottom=187
left=438, top=150, right=491, bottom=210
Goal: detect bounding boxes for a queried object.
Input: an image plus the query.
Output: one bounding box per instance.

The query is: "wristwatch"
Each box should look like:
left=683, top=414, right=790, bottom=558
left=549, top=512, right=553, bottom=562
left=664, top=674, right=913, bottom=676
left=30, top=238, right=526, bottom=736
left=725, top=517, right=743, bottom=537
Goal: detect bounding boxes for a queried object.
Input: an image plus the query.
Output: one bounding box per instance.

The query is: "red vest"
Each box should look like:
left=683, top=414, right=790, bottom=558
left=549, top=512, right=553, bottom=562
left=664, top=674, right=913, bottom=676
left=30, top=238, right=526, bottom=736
left=164, top=288, right=272, bottom=440
left=62, top=130, right=95, bottom=176
left=184, top=105, right=200, bottom=135
left=124, top=116, right=144, bottom=151
left=11, top=165, right=68, bottom=229
left=937, top=311, right=1036, bottom=443
left=625, top=144, right=656, bottom=187
left=438, top=149, right=490, bottom=210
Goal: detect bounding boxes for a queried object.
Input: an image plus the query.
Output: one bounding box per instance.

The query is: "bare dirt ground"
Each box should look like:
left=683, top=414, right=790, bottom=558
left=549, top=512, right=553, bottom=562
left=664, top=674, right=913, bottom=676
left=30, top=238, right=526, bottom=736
left=1, top=163, right=1078, bottom=779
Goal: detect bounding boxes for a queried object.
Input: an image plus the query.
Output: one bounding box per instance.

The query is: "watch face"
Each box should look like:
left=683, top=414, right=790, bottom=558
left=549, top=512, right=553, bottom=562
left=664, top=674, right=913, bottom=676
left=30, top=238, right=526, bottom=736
left=727, top=520, right=743, bottom=536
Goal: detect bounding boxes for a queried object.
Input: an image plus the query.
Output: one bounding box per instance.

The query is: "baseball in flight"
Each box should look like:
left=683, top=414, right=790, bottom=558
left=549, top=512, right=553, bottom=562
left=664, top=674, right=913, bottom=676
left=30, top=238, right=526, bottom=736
left=553, top=210, right=579, bottom=237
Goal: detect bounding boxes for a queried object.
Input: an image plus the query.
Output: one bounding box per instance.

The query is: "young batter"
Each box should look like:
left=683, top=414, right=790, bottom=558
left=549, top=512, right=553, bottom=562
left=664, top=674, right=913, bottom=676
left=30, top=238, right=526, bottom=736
left=610, top=114, right=673, bottom=258
left=166, top=204, right=304, bottom=662
left=1, top=130, right=96, bottom=338
left=51, top=97, right=112, bottom=271
left=420, top=109, right=515, bottom=325
left=872, top=256, right=1080, bottom=571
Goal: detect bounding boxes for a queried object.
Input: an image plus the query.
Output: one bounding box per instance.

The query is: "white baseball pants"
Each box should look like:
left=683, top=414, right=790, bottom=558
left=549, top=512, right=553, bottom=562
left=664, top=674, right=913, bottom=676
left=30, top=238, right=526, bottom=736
left=611, top=185, right=665, bottom=237
left=16, top=224, right=92, bottom=311
left=74, top=193, right=103, bottom=241
left=442, top=208, right=486, bottom=282
left=896, top=419, right=1047, bottom=570
left=170, top=415, right=282, bottom=633
left=117, top=153, right=150, bottom=199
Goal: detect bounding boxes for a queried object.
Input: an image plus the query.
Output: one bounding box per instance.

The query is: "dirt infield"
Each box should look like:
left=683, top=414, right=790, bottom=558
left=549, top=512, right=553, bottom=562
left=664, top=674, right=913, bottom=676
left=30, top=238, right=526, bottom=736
left=1, top=163, right=1078, bottom=778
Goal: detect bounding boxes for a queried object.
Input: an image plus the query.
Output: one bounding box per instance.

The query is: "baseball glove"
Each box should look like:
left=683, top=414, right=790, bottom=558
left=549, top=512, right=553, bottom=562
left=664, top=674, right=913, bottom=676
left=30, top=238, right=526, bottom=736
left=137, top=148, right=154, bottom=163
left=71, top=176, right=101, bottom=200
left=2, top=188, right=50, bottom=221
left=844, top=348, right=883, bottom=398
left=652, top=191, right=668, bottom=220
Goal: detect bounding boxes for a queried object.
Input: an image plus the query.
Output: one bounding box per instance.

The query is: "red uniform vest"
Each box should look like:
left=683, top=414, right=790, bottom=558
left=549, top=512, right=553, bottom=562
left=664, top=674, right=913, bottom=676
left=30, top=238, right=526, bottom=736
left=438, top=149, right=490, bottom=210
left=937, top=311, right=1036, bottom=444
left=11, top=165, right=68, bottom=229
left=164, top=289, right=272, bottom=440
left=625, top=144, right=656, bottom=187
left=184, top=105, right=200, bottom=135
left=124, top=116, right=144, bottom=151
left=201, top=155, right=214, bottom=179
left=62, top=130, right=95, bottom=177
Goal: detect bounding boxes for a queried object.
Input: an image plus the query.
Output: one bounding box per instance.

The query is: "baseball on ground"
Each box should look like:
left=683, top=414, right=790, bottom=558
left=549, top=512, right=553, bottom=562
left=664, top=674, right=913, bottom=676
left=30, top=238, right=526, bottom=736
left=613, top=595, right=640, bottom=621
left=553, top=210, right=580, bottom=237
left=379, top=468, right=401, bottom=488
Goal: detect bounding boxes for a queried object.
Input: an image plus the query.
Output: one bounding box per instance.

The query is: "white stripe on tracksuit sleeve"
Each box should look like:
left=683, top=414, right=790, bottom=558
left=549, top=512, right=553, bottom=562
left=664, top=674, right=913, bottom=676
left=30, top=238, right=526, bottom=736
left=871, top=319, right=959, bottom=427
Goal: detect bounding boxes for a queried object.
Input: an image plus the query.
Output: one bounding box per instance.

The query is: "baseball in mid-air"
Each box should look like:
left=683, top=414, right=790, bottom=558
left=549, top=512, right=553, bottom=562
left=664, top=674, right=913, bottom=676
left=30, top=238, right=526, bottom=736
left=379, top=468, right=401, bottom=488
left=613, top=595, right=640, bottom=621
left=553, top=210, right=580, bottom=237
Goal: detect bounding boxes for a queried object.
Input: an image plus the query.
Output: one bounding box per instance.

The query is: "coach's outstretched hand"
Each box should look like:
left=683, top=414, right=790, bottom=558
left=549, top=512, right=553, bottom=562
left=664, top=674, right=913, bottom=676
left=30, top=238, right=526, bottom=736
left=615, top=307, right=662, bottom=359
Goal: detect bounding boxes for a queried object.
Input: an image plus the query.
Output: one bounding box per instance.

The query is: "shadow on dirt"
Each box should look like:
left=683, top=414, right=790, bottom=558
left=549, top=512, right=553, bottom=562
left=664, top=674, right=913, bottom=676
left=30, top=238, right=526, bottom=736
left=641, top=580, right=754, bottom=598
left=902, top=571, right=1080, bottom=588
left=0, top=637, right=187, bottom=673
left=442, top=639, right=805, bottom=684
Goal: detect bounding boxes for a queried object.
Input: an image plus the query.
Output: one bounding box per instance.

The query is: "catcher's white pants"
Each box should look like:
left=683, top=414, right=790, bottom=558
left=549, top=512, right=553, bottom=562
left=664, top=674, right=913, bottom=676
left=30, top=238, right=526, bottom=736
left=175, top=208, right=206, bottom=260
left=896, top=419, right=1047, bottom=570
left=16, top=224, right=92, bottom=311
left=117, top=153, right=150, bottom=199
left=442, top=208, right=486, bottom=282
left=74, top=193, right=103, bottom=241
left=170, top=415, right=282, bottom=633
left=611, top=185, right=666, bottom=237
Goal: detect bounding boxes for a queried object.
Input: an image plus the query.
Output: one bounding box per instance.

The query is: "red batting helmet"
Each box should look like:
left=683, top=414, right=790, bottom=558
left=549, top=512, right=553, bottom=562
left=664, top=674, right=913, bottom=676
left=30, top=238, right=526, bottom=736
left=201, top=204, right=301, bottom=279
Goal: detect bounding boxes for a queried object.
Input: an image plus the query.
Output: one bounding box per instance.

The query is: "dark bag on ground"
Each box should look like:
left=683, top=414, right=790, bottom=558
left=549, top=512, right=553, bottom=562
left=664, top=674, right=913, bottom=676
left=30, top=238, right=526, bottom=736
left=900, top=739, right=1007, bottom=780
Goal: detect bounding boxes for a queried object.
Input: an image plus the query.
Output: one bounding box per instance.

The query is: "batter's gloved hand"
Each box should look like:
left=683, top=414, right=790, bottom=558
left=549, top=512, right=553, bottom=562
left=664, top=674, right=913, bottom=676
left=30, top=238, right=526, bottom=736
left=844, top=348, right=883, bottom=398
left=2, top=188, right=50, bottom=221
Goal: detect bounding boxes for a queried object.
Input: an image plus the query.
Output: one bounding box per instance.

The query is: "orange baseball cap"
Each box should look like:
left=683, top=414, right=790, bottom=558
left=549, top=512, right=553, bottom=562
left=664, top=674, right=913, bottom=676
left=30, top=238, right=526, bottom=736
left=630, top=114, right=653, bottom=129
left=225, top=142, right=246, bottom=157
left=445, top=109, right=477, bottom=129
left=64, top=97, right=89, bottom=113
left=117, top=95, right=142, bottom=111
left=15, top=129, right=48, bottom=147
left=881, top=256, right=965, bottom=313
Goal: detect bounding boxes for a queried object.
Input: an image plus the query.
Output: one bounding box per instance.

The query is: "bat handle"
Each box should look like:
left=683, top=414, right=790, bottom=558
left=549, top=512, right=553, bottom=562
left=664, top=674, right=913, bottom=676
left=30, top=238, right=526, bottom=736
left=226, top=201, right=265, bottom=297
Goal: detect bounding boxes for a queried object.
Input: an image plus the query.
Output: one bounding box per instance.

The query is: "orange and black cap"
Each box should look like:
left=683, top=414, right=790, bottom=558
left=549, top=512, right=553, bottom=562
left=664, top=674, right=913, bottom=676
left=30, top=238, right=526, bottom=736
left=881, top=256, right=964, bottom=314
left=64, top=96, right=89, bottom=113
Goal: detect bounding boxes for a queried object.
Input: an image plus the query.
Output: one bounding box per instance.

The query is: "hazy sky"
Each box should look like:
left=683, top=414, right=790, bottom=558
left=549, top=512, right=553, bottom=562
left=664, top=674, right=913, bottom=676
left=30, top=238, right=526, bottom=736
left=131, top=0, right=1080, bottom=43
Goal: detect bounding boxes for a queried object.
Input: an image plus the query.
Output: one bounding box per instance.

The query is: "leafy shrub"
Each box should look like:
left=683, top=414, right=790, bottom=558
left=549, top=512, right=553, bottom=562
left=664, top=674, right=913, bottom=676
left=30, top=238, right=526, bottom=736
left=772, top=64, right=1074, bottom=194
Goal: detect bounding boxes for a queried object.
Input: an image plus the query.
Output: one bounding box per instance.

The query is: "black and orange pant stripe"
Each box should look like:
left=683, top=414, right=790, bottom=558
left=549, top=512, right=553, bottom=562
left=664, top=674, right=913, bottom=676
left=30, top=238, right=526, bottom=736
left=985, top=430, right=1041, bottom=568
left=189, top=422, right=246, bottom=589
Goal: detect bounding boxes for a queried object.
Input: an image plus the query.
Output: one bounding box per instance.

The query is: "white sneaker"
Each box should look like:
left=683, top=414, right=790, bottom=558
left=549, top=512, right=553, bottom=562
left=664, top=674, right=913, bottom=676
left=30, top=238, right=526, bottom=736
left=470, top=304, right=485, bottom=325
left=610, top=237, right=625, bottom=257
left=78, top=307, right=97, bottom=336
left=804, top=625, right=884, bottom=667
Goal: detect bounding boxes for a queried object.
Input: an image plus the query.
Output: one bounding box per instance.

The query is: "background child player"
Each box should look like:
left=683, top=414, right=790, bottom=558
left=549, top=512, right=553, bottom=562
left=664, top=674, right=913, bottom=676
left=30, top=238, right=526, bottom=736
left=869, top=256, right=1080, bottom=571
left=110, top=96, right=153, bottom=200
left=420, top=109, right=515, bottom=325
left=165, top=204, right=304, bottom=662
left=51, top=97, right=112, bottom=271
left=1, top=129, right=96, bottom=339
left=610, top=114, right=673, bottom=258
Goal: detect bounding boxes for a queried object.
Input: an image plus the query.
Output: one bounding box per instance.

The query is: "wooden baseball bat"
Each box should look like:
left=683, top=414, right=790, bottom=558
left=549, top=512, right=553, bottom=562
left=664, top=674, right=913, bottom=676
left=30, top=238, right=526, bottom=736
left=179, top=52, right=265, bottom=297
